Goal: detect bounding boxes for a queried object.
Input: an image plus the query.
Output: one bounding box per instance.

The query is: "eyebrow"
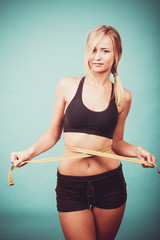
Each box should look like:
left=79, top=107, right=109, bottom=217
left=94, top=47, right=110, bottom=50
left=100, top=47, right=110, bottom=50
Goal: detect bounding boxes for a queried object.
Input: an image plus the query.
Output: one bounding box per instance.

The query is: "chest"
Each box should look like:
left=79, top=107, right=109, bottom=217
left=82, top=85, right=112, bottom=112
left=63, top=78, right=119, bottom=139
left=66, top=83, right=112, bottom=112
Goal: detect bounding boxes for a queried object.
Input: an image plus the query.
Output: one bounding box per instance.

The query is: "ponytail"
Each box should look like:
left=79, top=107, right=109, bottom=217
left=111, top=57, right=124, bottom=106
left=113, top=72, right=124, bottom=107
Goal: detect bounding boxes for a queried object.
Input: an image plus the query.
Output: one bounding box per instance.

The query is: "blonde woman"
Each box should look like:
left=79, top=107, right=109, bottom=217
left=11, top=25, right=156, bottom=240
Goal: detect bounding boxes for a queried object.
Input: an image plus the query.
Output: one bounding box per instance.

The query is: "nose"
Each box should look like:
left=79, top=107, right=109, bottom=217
left=94, top=50, right=101, bottom=61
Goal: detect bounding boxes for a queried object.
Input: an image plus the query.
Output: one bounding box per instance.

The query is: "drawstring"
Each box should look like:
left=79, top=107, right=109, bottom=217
left=87, top=181, right=95, bottom=208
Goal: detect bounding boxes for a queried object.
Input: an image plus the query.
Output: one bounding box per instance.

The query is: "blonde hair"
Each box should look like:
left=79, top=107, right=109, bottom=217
left=84, top=25, right=123, bottom=106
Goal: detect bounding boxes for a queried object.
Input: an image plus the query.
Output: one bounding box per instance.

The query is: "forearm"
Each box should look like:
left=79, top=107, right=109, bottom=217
left=112, top=140, right=141, bottom=158
left=27, top=131, right=60, bottom=159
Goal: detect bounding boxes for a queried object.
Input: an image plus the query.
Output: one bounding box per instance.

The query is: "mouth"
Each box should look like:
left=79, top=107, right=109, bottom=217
left=93, top=63, right=103, bottom=66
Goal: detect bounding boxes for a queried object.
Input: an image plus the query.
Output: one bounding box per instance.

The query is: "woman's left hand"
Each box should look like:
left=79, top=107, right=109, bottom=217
left=137, top=146, right=156, bottom=168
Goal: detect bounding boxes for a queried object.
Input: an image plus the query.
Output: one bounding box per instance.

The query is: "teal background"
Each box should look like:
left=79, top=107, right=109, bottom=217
left=0, top=0, right=160, bottom=239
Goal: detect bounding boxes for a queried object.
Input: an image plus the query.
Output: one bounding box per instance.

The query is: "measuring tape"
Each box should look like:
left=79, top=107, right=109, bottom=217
left=8, top=146, right=159, bottom=186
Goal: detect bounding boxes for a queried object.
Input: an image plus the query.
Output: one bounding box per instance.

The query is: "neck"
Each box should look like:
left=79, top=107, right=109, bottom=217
left=86, top=71, right=111, bottom=87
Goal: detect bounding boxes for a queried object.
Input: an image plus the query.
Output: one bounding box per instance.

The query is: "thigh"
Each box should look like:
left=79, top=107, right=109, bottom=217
left=59, top=209, right=96, bottom=240
left=92, top=203, right=126, bottom=240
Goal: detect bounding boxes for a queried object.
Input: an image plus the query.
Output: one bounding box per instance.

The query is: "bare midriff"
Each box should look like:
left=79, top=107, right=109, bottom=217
left=58, top=132, right=121, bottom=176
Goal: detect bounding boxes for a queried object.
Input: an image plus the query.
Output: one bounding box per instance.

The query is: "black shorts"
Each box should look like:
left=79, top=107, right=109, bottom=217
left=55, top=163, right=127, bottom=212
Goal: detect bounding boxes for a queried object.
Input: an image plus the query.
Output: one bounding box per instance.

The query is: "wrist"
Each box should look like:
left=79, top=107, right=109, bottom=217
left=26, top=146, right=35, bottom=159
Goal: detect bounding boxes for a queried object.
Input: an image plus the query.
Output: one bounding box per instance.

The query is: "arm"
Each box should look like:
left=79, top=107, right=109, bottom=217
left=11, top=77, right=67, bottom=167
left=112, top=89, right=156, bottom=167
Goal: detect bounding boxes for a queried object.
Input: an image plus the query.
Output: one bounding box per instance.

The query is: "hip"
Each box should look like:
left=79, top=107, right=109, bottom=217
left=55, top=163, right=127, bottom=212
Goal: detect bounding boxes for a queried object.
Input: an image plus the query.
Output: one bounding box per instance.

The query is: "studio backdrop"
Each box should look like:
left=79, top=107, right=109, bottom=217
left=0, top=0, right=159, bottom=239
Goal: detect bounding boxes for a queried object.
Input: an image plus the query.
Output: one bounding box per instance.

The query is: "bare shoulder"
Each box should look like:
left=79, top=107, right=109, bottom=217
left=57, top=76, right=82, bottom=103
left=118, top=87, right=132, bottom=114
left=58, top=76, right=81, bottom=88
left=122, top=87, right=132, bottom=112
left=123, top=88, right=132, bottom=103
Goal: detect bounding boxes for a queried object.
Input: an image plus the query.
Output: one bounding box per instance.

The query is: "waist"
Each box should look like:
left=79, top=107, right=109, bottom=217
left=58, top=145, right=121, bottom=176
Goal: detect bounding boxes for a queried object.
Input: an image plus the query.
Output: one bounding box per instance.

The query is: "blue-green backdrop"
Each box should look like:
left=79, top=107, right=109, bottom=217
left=0, top=0, right=160, bottom=239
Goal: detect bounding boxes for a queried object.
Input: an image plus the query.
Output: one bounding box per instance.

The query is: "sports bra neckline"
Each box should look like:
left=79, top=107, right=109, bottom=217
left=63, top=76, right=118, bottom=139
left=80, top=76, right=114, bottom=114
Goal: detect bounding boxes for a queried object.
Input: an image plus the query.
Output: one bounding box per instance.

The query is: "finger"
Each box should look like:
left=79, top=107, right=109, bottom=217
left=141, top=158, right=145, bottom=168
left=151, top=155, right=156, bottom=165
left=19, top=162, right=27, bottom=168
left=141, top=157, right=148, bottom=166
left=147, top=153, right=153, bottom=165
left=142, top=164, right=149, bottom=168
left=141, top=156, right=151, bottom=168
left=142, top=163, right=154, bottom=168
left=147, top=154, right=156, bottom=167
left=147, top=163, right=154, bottom=168
left=11, top=153, right=18, bottom=164
left=14, top=158, right=23, bottom=167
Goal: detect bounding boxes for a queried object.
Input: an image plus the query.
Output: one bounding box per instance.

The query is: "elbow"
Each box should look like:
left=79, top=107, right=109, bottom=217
left=112, top=139, right=123, bottom=153
left=46, top=129, right=62, bottom=146
left=112, top=140, right=117, bottom=152
left=55, top=132, right=61, bottom=143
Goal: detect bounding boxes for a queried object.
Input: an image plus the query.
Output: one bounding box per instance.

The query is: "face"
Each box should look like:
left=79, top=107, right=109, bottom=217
left=88, top=35, right=115, bottom=74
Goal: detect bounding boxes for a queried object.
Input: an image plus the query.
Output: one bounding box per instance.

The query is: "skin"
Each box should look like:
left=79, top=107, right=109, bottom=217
left=11, top=35, right=156, bottom=240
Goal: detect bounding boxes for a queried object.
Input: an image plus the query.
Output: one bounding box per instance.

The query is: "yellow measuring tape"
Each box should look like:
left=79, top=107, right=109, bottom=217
left=8, top=146, right=159, bottom=186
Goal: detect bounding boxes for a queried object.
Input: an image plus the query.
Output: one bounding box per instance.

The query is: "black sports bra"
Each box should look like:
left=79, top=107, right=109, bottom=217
left=63, top=76, right=119, bottom=139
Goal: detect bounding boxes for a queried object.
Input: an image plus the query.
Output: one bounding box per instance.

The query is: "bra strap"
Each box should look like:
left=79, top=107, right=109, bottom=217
left=75, top=76, right=85, bottom=99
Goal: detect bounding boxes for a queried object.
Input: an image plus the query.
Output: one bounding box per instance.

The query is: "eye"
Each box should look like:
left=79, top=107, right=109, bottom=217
left=93, top=48, right=97, bottom=53
left=102, top=49, right=109, bottom=53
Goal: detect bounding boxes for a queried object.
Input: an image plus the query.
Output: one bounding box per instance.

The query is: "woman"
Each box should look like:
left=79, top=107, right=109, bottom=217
left=11, top=25, right=156, bottom=240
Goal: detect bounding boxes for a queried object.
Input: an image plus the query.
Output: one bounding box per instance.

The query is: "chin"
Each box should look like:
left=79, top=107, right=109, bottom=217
left=92, top=68, right=105, bottom=73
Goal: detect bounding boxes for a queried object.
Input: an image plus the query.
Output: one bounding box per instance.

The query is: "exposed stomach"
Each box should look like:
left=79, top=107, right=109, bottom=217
left=58, top=132, right=121, bottom=176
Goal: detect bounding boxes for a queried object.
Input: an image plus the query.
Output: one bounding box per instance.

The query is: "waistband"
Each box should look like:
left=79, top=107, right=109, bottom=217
left=57, top=163, right=122, bottom=182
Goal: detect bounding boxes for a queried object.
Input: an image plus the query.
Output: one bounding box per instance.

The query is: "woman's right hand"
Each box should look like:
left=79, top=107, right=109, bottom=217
left=11, top=150, right=32, bottom=167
